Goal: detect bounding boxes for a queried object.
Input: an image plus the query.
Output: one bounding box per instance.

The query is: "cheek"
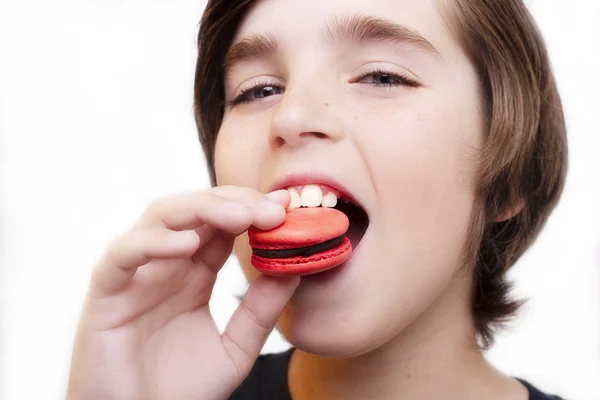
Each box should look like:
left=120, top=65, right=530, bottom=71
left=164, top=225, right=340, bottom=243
left=355, top=91, right=482, bottom=266
left=214, top=116, right=268, bottom=187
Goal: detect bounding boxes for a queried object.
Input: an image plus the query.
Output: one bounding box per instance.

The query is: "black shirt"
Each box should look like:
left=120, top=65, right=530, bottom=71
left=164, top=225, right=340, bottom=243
left=230, top=349, right=564, bottom=400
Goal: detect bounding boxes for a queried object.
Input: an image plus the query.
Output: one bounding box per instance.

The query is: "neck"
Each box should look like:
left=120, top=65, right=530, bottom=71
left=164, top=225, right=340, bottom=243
left=287, top=277, right=527, bottom=400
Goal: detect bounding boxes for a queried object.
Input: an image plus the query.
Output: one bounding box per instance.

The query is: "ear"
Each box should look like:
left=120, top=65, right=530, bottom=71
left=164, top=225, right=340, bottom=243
left=494, top=198, right=525, bottom=222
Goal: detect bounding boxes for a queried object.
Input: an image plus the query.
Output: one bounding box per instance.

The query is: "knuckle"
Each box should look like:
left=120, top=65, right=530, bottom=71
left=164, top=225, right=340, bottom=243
left=222, top=331, right=249, bottom=383
left=145, top=196, right=169, bottom=217
left=103, top=231, right=133, bottom=264
left=240, top=301, right=271, bottom=332
left=105, top=233, right=125, bottom=259
left=104, top=229, right=144, bottom=262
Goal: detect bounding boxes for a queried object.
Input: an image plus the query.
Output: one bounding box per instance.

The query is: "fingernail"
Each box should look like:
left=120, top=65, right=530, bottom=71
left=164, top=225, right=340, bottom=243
left=265, top=189, right=288, bottom=201
left=258, top=198, right=286, bottom=217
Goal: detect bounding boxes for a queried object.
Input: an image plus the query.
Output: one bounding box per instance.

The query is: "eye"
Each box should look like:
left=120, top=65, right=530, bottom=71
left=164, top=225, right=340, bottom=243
left=353, top=69, right=421, bottom=88
left=228, top=82, right=285, bottom=106
left=368, top=73, right=400, bottom=85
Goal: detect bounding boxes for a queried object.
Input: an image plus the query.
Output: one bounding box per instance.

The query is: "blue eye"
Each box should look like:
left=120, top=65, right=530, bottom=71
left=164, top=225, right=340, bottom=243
left=251, top=85, right=284, bottom=99
left=229, top=83, right=284, bottom=106
left=355, top=69, right=421, bottom=88
left=370, top=73, right=400, bottom=85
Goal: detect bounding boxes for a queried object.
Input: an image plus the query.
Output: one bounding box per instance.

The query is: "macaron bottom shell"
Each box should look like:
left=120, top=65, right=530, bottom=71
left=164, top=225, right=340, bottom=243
left=251, top=237, right=352, bottom=276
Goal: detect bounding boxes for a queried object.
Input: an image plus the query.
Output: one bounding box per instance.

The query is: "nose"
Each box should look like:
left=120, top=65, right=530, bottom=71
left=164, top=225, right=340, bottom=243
left=269, top=81, right=343, bottom=148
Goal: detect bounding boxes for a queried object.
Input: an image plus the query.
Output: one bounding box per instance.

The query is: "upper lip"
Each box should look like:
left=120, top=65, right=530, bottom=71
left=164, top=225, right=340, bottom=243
left=268, top=172, right=367, bottom=212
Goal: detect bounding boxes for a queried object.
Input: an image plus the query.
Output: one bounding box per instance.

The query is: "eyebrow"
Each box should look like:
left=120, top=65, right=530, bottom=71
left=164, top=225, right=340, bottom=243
left=224, top=32, right=279, bottom=72
left=224, top=13, right=440, bottom=72
left=324, top=14, right=440, bottom=56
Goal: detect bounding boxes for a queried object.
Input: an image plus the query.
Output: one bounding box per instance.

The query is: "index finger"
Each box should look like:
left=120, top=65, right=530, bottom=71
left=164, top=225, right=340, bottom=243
left=135, top=187, right=289, bottom=234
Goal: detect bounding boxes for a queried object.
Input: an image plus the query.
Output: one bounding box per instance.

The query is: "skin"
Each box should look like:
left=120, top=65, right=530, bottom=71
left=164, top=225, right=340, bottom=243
left=67, top=187, right=301, bottom=399
left=67, top=0, right=528, bottom=399
left=216, top=0, right=528, bottom=398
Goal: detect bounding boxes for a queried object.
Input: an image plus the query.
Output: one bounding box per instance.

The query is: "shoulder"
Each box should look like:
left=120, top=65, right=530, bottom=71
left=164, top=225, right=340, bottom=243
left=229, top=348, right=294, bottom=400
left=517, top=379, right=566, bottom=400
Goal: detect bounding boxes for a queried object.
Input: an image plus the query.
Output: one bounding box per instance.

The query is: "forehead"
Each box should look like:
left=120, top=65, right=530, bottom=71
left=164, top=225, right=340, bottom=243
left=234, top=0, right=458, bottom=57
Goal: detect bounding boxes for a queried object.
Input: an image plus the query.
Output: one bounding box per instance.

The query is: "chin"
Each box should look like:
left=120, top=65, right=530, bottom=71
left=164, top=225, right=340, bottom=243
left=276, top=301, right=399, bottom=358
left=279, top=319, right=373, bottom=358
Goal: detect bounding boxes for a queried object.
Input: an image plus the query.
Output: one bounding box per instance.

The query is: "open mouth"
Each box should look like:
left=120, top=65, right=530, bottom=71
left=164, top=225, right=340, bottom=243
left=283, top=183, right=370, bottom=250
left=333, top=198, right=369, bottom=250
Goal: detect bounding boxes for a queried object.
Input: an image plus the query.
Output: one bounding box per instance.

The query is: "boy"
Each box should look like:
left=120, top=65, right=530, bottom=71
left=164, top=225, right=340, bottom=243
left=68, top=0, right=567, bottom=398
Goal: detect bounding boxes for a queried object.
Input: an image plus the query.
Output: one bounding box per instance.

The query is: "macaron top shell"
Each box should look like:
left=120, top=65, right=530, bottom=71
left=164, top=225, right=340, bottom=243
left=248, top=207, right=349, bottom=250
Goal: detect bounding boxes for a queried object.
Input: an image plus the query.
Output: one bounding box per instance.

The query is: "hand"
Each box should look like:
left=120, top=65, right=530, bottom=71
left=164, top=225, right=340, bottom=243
left=67, top=186, right=299, bottom=400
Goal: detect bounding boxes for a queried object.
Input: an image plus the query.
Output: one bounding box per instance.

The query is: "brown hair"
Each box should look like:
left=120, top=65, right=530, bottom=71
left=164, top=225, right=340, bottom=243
left=440, top=0, right=568, bottom=347
left=193, top=0, right=568, bottom=348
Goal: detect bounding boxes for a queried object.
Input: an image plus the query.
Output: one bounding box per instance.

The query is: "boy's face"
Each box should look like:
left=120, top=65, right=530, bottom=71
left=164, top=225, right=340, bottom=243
left=215, top=0, right=483, bottom=356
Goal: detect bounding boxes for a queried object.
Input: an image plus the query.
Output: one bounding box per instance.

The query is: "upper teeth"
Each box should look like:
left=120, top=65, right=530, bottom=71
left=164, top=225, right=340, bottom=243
left=288, top=187, right=301, bottom=209
left=322, top=192, right=337, bottom=208
left=286, top=184, right=338, bottom=210
left=300, top=184, right=322, bottom=207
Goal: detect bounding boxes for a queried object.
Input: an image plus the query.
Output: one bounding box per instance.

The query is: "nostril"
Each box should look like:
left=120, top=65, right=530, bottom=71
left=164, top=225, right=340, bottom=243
left=298, top=131, right=325, bottom=139
left=273, top=131, right=328, bottom=148
left=273, top=136, right=285, bottom=147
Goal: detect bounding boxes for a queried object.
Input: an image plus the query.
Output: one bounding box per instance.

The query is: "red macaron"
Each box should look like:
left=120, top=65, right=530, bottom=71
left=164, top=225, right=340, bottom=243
left=248, top=207, right=352, bottom=276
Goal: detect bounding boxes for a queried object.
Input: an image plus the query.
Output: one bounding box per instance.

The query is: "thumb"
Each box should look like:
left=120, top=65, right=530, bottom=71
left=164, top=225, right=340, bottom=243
left=221, top=274, right=300, bottom=378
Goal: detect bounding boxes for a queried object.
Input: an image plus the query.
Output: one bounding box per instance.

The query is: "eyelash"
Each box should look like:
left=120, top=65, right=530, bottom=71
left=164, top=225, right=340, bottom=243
left=227, top=69, right=421, bottom=107
left=353, top=69, right=421, bottom=88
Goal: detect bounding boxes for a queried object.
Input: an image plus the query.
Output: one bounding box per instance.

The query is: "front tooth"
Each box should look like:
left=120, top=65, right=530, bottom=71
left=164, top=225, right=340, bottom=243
left=287, top=187, right=301, bottom=210
left=300, top=184, right=323, bottom=207
left=321, top=191, right=337, bottom=208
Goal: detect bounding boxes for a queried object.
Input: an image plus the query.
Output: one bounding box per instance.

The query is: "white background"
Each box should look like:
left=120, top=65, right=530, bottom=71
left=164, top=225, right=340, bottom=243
left=1, top=0, right=599, bottom=399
